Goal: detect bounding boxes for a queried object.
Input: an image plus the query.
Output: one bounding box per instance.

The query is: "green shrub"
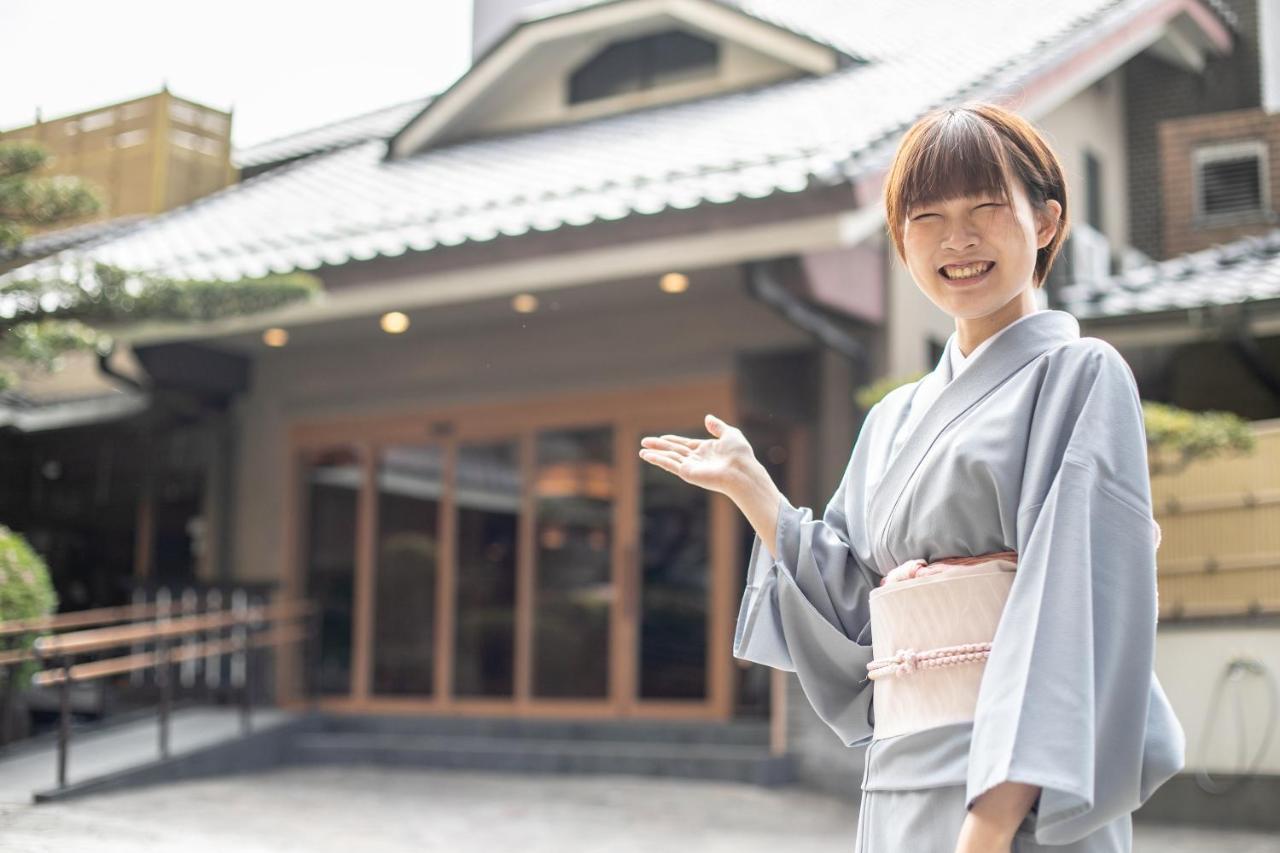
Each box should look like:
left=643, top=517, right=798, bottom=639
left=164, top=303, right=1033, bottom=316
left=0, top=524, right=58, bottom=692
left=854, top=370, right=928, bottom=411
left=1143, top=401, right=1256, bottom=476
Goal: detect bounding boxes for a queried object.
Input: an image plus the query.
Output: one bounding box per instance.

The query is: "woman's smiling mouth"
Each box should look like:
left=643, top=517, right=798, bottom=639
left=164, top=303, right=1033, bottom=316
left=939, top=260, right=995, bottom=285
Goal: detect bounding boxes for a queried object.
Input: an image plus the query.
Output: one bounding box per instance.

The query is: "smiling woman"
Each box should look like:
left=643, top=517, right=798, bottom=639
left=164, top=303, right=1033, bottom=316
left=640, top=101, right=1183, bottom=853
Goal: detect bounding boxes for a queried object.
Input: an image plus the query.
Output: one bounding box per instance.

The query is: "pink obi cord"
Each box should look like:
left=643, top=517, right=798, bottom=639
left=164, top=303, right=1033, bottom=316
left=865, top=549, right=1017, bottom=682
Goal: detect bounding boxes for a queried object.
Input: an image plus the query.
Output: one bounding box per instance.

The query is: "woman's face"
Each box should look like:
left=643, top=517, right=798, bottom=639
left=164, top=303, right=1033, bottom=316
left=902, top=176, right=1061, bottom=321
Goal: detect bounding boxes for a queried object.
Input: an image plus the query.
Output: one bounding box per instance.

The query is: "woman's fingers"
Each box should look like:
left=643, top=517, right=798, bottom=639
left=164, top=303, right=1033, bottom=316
left=704, top=414, right=731, bottom=437
left=639, top=448, right=687, bottom=476
left=659, top=434, right=700, bottom=449
left=641, top=436, right=693, bottom=455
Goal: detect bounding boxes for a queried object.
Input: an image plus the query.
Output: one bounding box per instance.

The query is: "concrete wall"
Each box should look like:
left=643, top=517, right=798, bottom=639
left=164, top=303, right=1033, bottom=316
left=1156, top=621, right=1280, bottom=776
left=226, top=273, right=812, bottom=586
left=1039, top=66, right=1132, bottom=259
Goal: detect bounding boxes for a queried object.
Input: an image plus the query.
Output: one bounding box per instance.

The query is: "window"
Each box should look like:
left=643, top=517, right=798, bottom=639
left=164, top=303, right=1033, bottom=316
left=927, top=337, right=945, bottom=366
left=1193, top=140, right=1269, bottom=223
left=171, top=128, right=223, bottom=156
left=1083, top=149, right=1104, bottom=234
left=568, top=29, right=718, bottom=105
left=112, top=128, right=149, bottom=149
left=80, top=110, right=116, bottom=132
left=169, top=101, right=204, bottom=126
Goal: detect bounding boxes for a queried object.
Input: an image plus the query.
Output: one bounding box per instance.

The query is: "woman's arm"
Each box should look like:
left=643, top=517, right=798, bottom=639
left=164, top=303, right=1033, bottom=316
left=642, top=412, right=882, bottom=748
left=725, top=454, right=785, bottom=558
left=955, top=781, right=1041, bottom=852
left=638, top=413, right=785, bottom=554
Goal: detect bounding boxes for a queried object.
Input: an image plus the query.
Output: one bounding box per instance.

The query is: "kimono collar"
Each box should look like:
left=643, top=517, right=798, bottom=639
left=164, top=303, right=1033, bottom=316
left=941, top=310, right=1044, bottom=383
left=868, top=309, right=1080, bottom=566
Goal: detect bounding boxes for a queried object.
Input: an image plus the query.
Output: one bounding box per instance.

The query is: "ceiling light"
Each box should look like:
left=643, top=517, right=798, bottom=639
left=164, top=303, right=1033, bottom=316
left=381, top=311, right=410, bottom=333
left=660, top=272, right=688, bottom=293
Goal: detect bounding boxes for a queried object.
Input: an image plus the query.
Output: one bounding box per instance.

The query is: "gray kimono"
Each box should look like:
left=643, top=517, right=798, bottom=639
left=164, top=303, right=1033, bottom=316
left=733, top=309, right=1185, bottom=852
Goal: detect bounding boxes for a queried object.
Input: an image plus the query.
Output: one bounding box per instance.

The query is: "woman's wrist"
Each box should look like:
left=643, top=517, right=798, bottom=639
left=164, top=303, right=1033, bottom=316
left=955, top=813, right=1014, bottom=852
left=727, top=457, right=781, bottom=511
left=727, top=456, right=786, bottom=557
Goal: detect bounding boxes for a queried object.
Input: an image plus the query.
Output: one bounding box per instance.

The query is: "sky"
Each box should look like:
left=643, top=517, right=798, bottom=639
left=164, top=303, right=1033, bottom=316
left=0, top=0, right=474, bottom=149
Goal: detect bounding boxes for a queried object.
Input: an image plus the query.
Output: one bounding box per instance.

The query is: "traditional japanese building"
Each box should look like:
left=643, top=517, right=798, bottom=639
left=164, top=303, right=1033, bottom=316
left=2, top=0, right=1276, bottom=822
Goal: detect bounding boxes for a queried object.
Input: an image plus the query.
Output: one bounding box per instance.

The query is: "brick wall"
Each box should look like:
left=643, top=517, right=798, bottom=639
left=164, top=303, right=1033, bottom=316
left=1158, top=106, right=1280, bottom=255
left=1123, top=0, right=1262, bottom=260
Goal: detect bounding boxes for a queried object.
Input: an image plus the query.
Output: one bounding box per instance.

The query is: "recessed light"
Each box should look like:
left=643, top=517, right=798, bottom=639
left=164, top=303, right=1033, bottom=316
left=263, top=327, right=288, bottom=347
left=660, top=272, right=688, bottom=293
left=512, top=293, right=538, bottom=313
left=381, top=311, right=410, bottom=333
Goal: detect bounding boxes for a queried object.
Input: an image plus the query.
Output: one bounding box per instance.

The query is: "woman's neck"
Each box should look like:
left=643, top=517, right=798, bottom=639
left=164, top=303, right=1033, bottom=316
left=955, top=290, right=1039, bottom=357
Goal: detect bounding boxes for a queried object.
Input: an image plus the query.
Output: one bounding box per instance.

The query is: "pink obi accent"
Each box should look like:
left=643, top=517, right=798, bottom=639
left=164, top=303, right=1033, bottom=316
left=865, top=551, right=1018, bottom=740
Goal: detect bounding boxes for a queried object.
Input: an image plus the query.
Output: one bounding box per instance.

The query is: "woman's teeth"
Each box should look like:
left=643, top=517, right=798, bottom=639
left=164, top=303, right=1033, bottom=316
left=940, top=261, right=993, bottom=280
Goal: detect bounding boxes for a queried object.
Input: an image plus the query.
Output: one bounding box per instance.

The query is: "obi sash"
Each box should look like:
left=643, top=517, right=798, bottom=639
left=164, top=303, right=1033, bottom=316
left=866, top=551, right=1018, bottom=740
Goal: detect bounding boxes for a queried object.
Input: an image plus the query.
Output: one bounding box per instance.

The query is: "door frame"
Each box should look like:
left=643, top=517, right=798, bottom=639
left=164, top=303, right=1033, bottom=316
left=278, top=375, right=737, bottom=720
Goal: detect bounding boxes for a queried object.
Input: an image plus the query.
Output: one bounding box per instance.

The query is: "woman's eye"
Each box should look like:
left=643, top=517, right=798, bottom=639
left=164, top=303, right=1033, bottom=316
left=912, top=203, right=999, bottom=220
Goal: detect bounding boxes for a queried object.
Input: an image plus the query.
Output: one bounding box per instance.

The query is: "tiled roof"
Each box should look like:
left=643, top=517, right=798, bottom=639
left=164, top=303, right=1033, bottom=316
left=0, top=387, right=151, bottom=432
left=0, top=0, right=1203, bottom=288
left=232, top=96, right=432, bottom=170
left=1059, top=229, right=1280, bottom=319
left=0, top=214, right=150, bottom=264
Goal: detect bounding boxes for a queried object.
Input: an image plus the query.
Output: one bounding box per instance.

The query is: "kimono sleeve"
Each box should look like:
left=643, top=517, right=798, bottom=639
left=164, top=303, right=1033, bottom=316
left=965, top=344, right=1186, bottom=845
left=732, top=420, right=882, bottom=749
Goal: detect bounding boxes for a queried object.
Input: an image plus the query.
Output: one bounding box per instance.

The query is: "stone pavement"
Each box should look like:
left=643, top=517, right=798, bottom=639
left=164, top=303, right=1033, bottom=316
left=0, top=707, right=296, bottom=804
left=0, top=765, right=1276, bottom=852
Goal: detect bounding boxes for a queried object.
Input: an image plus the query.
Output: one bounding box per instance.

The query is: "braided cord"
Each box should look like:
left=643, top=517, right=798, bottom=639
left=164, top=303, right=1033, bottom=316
left=866, top=642, right=993, bottom=680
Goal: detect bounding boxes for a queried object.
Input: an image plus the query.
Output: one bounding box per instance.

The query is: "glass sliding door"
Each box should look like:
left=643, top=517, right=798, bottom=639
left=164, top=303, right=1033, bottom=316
left=637, top=424, right=710, bottom=700
left=371, top=443, right=443, bottom=696
left=291, top=381, right=732, bottom=718
left=532, top=425, right=614, bottom=699
left=300, top=447, right=361, bottom=697
left=453, top=440, right=521, bottom=698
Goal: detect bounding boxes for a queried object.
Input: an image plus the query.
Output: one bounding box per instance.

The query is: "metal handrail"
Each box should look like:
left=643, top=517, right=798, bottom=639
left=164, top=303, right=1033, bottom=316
left=0, top=602, right=167, bottom=638
left=34, top=599, right=313, bottom=657
left=1, top=595, right=319, bottom=792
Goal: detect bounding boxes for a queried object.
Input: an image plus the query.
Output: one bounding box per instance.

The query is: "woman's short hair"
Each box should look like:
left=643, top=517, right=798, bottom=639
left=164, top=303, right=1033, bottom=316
left=882, top=101, right=1071, bottom=288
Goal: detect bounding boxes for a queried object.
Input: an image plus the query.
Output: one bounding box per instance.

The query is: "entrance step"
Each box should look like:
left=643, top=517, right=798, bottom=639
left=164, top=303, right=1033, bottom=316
left=287, top=714, right=793, bottom=786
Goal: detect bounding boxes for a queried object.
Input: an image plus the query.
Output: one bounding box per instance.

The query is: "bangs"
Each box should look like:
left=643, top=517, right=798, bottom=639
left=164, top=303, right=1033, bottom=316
left=897, top=113, right=1015, bottom=216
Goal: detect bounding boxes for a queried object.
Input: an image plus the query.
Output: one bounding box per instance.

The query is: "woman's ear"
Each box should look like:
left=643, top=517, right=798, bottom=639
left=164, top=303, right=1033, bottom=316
left=1036, top=199, right=1063, bottom=249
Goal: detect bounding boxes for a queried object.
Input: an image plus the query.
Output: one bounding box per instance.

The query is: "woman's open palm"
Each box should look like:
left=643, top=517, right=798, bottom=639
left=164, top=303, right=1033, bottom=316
left=638, top=414, right=755, bottom=496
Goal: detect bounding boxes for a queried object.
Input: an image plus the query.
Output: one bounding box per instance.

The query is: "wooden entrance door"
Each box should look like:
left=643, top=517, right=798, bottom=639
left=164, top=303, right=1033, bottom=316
left=285, top=379, right=736, bottom=719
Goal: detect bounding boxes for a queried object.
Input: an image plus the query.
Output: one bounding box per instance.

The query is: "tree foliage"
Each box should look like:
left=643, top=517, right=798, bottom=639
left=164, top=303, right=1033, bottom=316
left=0, top=140, right=102, bottom=249
left=0, top=524, right=57, bottom=693
left=0, top=139, right=320, bottom=392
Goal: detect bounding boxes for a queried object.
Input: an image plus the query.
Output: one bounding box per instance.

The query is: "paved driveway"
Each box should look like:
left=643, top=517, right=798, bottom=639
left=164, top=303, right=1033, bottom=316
left=0, top=766, right=1276, bottom=852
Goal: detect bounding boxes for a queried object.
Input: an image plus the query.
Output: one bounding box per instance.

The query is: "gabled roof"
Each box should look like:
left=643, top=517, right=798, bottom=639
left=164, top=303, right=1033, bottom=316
left=0, top=0, right=1235, bottom=292
left=233, top=96, right=431, bottom=174
left=1059, top=228, right=1280, bottom=320
left=387, top=0, right=862, bottom=158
